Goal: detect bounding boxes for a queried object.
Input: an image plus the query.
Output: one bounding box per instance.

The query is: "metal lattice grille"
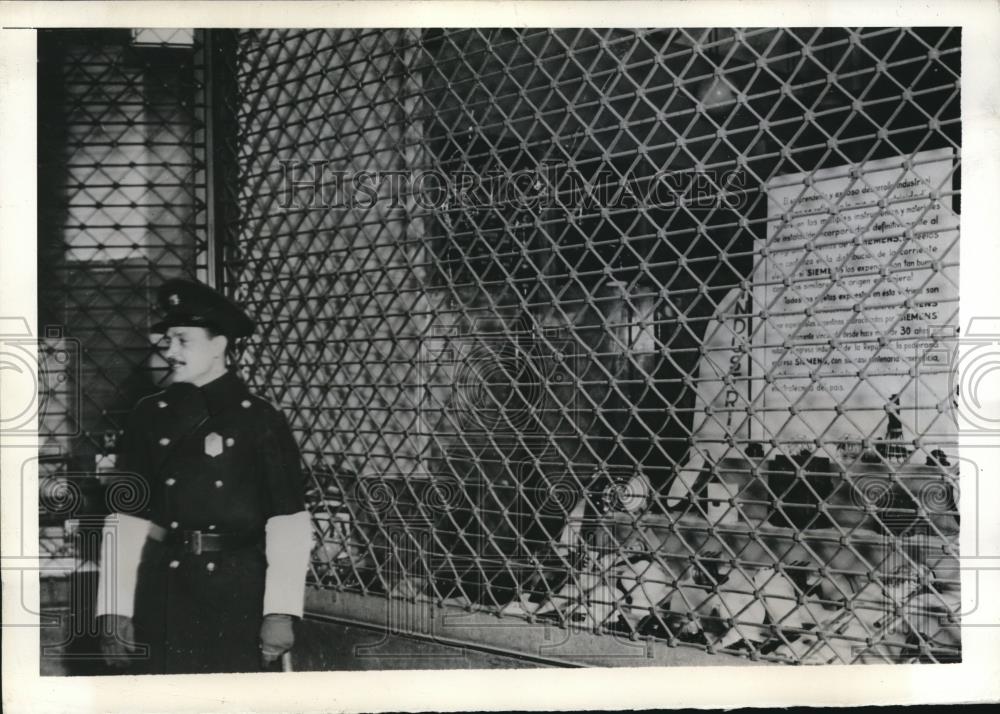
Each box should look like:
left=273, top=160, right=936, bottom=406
left=37, top=30, right=208, bottom=521
left=221, top=28, right=961, bottom=664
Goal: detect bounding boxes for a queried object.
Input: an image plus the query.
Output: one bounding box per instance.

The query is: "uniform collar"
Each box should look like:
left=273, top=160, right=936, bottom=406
left=198, top=370, right=251, bottom=415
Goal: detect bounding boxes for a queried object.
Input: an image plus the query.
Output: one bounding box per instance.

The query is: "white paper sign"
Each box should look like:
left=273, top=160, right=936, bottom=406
left=753, top=148, right=959, bottom=456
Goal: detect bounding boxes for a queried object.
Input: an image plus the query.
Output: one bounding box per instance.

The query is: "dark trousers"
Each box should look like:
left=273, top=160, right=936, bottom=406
left=132, top=537, right=267, bottom=674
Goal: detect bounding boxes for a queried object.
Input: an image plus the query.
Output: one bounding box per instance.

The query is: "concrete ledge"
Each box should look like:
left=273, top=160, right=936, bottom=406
left=305, top=588, right=770, bottom=668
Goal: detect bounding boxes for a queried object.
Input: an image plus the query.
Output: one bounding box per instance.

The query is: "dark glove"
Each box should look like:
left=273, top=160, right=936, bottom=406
left=259, top=613, right=295, bottom=667
left=98, top=614, right=138, bottom=668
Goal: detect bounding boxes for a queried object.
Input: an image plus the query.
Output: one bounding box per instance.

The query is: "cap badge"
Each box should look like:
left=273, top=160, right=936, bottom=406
left=168, top=293, right=180, bottom=306
left=204, top=432, right=224, bottom=458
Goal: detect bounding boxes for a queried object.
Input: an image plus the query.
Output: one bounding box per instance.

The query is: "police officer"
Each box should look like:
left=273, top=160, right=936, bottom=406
left=95, top=278, right=313, bottom=674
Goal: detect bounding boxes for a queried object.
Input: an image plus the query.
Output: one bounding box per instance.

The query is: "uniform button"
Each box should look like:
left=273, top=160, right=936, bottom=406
left=159, top=437, right=170, bottom=446
left=214, top=480, right=224, bottom=488
left=206, top=562, right=216, bottom=573
left=169, top=560, right=180, bottom=569
left=157, top=400, right=167, bottom=408
left=170, top=521, right=179, bottom=529
left=241, top=400, right=251, bottom=408
left=165, top=478, right=176, bottom=486
left=225, top=437, right=235, bottom=447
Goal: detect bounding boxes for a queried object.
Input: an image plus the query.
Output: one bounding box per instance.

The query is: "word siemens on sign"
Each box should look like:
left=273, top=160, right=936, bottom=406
left=751, top=147, right=958, bottom=459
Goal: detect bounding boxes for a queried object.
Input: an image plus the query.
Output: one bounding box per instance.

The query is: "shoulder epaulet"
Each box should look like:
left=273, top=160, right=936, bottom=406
left=248, top=390, right=279, bottom=408
left=133, top=389, right=169, bottom=413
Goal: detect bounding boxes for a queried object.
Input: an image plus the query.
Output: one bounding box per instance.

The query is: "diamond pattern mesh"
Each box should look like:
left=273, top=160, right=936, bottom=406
left=37, top=30, right=208, bottom=525
left=223, top=28, right=959, bottom=663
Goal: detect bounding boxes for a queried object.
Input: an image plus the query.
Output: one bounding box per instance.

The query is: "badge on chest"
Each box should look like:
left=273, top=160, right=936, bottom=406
left=204, top=432, right=224, bottom=458
left=203, top=432, right=237, bottom=457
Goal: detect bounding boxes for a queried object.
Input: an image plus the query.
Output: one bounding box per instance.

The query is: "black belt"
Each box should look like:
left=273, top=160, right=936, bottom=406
left=148, top=523, right=262, bottom=555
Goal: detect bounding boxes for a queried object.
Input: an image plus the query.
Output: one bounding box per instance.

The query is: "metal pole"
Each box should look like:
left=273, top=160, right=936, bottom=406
left=201, top=29, right=229, bottom=291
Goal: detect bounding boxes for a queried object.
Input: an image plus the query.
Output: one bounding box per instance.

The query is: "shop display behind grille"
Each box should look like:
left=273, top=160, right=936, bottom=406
left=222, top=28, right=961, bottom=665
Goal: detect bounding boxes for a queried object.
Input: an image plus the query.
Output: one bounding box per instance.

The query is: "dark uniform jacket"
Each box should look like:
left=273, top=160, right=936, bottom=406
left=119, top=370, right=305, bottom=674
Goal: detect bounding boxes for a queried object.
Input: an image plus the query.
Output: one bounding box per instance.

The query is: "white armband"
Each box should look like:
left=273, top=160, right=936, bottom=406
left=95, top=513, right=152, bottom=618
left=262, top=511, right=313, bottom=617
